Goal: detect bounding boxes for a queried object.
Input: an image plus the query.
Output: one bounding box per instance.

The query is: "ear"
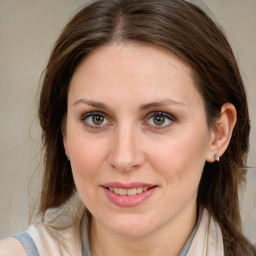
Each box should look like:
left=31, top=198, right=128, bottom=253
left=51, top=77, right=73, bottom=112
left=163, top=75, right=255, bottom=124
left=206, top=103, right=237, bottom=162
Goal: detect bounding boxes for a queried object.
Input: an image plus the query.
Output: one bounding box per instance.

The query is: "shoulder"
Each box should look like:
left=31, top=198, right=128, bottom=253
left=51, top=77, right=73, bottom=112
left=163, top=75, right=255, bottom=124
left=0, top=237, right=28, bottom=256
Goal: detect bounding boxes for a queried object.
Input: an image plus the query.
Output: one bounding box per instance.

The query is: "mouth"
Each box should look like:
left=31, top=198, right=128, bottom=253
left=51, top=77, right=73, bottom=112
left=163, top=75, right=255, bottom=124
left=101, top=182, right=158, bottom=207
left=106, top=186, right=153, bottom=196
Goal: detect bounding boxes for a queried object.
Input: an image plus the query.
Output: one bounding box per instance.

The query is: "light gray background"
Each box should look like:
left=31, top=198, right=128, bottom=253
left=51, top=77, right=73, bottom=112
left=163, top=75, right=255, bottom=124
left=0, top=0, right=255, bottom=243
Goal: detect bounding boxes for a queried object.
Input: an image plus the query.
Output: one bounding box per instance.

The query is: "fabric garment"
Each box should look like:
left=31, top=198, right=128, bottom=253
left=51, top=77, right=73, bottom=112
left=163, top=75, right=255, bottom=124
left=13, top=232, right=39, bottom=256
left=13, top=195, right=224, bottom=256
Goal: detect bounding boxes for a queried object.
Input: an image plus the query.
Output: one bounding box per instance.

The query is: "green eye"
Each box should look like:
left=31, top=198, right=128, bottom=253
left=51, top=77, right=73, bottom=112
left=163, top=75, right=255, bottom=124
left=92, top=115, right=105, bottom=125
left=153, top=116, right=165, bottom=126
left=146, top=112, right=174, bottom=128
left=81, top=112, right=110, bottom=128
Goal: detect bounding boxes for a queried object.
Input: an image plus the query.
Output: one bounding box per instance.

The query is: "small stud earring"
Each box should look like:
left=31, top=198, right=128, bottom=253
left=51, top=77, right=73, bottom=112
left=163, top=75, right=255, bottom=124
left=67, top=155, right=70, bottom=161
left=214, top=154, right=220, bottom=162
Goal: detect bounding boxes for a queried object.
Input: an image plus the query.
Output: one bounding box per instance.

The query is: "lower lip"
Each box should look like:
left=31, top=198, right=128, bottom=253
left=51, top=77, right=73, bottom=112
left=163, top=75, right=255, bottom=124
left=102, top=187, right=157, bottom=207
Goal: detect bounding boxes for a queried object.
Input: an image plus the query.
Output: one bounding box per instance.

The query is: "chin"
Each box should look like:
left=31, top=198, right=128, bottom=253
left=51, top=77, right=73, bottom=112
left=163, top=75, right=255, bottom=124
left=112, top=226, right=154, bottom=237
left=104, top=216, right=159, bottom=237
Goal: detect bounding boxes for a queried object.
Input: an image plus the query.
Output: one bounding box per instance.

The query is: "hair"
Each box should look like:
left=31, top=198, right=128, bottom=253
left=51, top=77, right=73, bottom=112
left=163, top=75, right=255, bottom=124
left=38, top=0, right=255, bottom=255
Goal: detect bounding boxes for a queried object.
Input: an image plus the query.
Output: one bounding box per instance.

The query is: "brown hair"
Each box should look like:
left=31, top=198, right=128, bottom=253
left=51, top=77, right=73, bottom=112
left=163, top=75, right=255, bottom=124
left=38, top=0, right=255, bottom=254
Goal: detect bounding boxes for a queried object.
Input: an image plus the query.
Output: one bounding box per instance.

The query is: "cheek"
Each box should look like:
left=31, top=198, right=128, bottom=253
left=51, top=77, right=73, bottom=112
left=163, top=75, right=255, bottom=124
left=149, top=131, right=209, bottom=190
left=68, top=135, right=107, bottom=186
left=68, top=136, right=110, bottom=211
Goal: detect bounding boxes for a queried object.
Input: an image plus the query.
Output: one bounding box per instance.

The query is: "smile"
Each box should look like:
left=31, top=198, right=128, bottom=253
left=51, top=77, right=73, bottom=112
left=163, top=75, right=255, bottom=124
left=102, top=182, right=157, bottom=207
left=108, top=187, right=149, bottom=196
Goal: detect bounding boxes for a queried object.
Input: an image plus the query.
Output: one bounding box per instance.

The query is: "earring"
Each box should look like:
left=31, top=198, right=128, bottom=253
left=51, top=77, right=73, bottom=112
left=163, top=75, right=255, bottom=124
left=214, top=154, right=220, bottom=162
left=67, top=155, right=70, bottom=161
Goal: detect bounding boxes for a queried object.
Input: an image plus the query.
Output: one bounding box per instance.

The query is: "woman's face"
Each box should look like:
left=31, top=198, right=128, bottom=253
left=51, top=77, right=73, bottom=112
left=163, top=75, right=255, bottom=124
left=64, top=43, right=215, bottom=237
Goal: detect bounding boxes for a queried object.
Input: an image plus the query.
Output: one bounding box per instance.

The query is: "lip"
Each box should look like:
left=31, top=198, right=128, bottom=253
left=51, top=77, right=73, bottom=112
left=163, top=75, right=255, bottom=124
left=103, top=182, right=155, bottom=189
left=102, top=182, right=158, bottom=207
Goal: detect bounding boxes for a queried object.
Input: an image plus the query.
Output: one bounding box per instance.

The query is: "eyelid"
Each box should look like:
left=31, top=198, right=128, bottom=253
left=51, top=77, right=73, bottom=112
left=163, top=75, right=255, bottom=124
left=81, top=111, right=105, bottom=119
left=146, top=111, right=175, bottom=119
left=146, top=111, right=176, bottom=121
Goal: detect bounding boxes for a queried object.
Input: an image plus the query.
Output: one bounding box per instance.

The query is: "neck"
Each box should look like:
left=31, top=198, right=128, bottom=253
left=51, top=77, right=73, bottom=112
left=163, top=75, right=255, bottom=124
left=89, top=202, right=197, bottom=256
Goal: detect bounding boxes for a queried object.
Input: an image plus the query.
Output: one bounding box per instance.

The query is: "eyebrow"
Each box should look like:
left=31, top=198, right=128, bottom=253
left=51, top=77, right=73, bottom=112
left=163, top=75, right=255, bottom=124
left=72, top=99, right=108, bottom=109
left=139, top=99, right=186, bottom=111
left=72, top=98, right=186, bottom=110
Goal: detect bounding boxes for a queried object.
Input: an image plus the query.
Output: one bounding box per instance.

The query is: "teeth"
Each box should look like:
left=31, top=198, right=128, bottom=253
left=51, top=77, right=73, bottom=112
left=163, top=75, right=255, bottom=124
left=109, top=187, right=149, bottom=196
left=137, top=187, right=143, bottom=193
left=118, top=188, right=127, bottom=196
left=128, top=188, right=136, bottom=196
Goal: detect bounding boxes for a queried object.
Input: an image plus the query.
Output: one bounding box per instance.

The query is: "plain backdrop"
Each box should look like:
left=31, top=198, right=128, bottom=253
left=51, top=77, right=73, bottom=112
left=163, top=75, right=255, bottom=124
left=0, top=0, right=255, bottom=243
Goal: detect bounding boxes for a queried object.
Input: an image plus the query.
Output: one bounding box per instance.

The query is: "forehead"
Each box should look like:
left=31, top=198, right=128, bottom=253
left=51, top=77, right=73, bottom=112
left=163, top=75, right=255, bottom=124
left=69, top=42, right=202, bottom=108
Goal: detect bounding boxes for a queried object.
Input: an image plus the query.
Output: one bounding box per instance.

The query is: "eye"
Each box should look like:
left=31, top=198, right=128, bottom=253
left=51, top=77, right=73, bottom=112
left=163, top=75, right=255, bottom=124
left=81, top=112, right=111, bottom=128
left=145, top=112, right=174, bottom=128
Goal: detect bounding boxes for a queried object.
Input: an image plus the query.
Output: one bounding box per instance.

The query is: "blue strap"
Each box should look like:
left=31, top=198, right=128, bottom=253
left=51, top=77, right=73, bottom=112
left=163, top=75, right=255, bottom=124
left=13, top=232, right=40, bottom=256
left=80, top=213, right=91, bottom=256
left=178, top=209, right=203, bottom=256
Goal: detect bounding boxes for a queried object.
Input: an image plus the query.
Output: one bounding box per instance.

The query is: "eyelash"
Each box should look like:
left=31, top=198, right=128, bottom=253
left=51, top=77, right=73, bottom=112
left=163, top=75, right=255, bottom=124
left=80, top=111, right=176, bottom=130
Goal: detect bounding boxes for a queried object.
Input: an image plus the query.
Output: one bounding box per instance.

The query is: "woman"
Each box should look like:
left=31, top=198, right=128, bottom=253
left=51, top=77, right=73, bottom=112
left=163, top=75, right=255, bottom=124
left=1, top=0, right=255, bottom=255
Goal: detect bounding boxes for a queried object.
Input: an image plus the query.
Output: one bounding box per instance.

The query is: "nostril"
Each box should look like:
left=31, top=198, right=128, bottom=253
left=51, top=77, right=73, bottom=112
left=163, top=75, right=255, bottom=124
left=110, top=162, right=141, bottom=172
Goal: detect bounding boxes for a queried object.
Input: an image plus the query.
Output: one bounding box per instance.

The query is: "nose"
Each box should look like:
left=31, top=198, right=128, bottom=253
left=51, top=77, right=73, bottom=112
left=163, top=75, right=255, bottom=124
left=108, top=125, right=145, bottom=172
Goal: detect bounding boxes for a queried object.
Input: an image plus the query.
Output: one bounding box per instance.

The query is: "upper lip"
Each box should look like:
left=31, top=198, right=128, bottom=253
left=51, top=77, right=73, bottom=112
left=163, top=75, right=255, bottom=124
left=102, top=182, right=156, bottom=189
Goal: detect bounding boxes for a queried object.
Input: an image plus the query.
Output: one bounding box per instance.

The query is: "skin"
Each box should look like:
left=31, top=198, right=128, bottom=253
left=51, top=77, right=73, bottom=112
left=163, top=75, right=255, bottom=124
left=63, top=42, right=236, bottom=256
